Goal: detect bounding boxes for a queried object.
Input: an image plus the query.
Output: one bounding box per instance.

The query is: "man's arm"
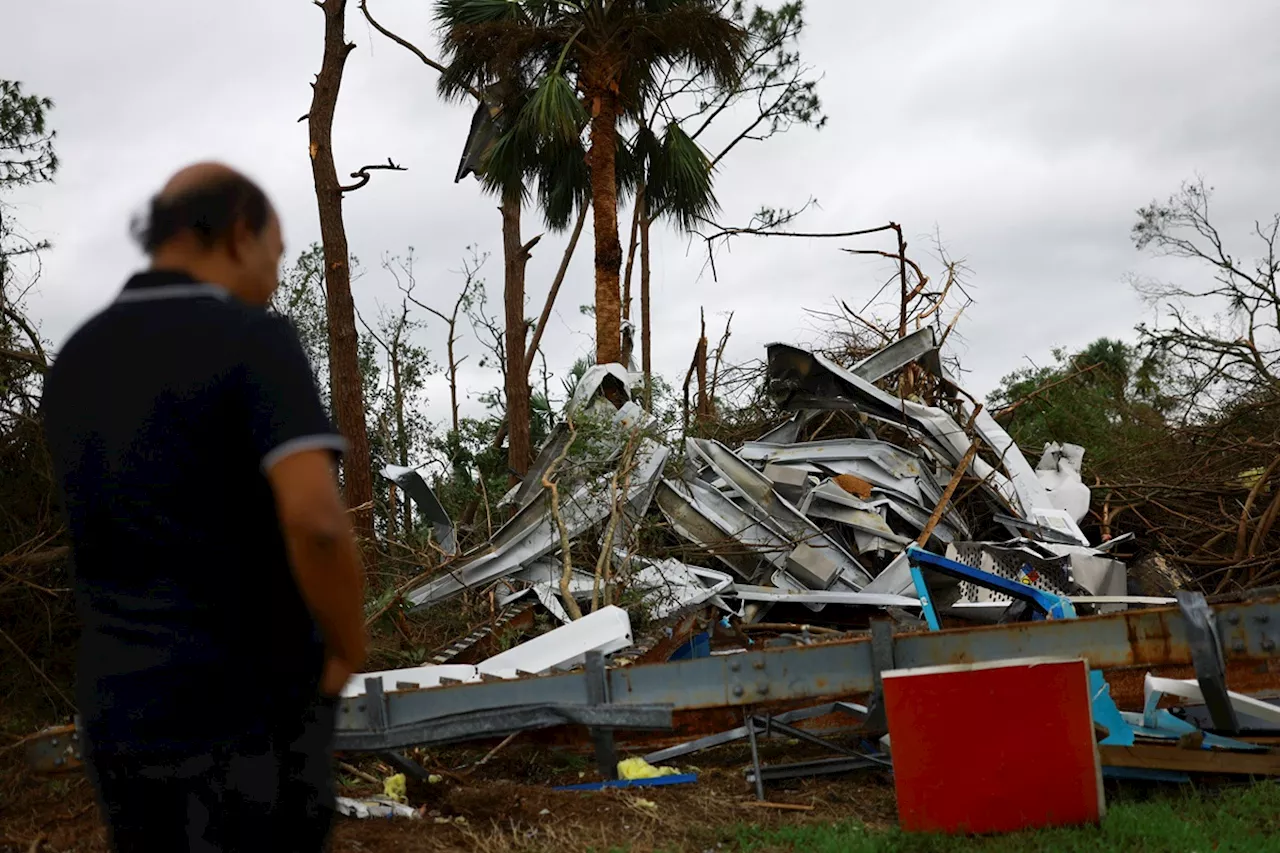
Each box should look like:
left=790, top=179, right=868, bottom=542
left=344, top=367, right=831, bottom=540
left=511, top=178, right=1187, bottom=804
left=242, top=312, right=367, bottom=694
left=267, top=449, right=366, bottom=688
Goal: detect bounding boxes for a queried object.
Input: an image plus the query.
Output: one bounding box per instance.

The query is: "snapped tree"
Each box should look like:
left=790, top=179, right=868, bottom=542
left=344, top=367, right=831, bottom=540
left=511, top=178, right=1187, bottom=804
left=306, top=0, right=405, bottom=541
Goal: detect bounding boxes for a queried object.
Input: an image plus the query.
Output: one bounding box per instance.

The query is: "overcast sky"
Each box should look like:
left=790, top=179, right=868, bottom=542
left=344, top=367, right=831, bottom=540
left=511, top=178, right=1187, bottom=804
left=5, top=0, right=1280, bottom=426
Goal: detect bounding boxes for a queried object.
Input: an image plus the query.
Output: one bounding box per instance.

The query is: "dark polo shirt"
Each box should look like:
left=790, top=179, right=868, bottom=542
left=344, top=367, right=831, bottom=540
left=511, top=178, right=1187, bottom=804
left=41, top=270, right=347, bottom=756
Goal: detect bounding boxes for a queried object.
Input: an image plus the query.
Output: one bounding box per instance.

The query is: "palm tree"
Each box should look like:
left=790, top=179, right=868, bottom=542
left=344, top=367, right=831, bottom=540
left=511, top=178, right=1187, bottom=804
left=628, top=117, right=721, bottom=407
left=435, top=0, right=748, bottom=367
left=447, top=67, right=590, bottom=482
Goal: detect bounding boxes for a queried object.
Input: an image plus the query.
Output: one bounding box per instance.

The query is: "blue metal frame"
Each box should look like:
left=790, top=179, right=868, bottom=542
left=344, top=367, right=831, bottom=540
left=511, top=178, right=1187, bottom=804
left=905, top=545, right=1262, bottom=758
left=905, top=545, right=1077, bottom=623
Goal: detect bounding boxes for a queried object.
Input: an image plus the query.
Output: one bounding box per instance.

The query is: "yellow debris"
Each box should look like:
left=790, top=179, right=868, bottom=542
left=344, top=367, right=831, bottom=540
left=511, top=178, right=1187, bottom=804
left=383, top=773, right=407, bottom=803
left=428, top=774, right=443, bottom=784
left=617, top=757, right=681, bottom=780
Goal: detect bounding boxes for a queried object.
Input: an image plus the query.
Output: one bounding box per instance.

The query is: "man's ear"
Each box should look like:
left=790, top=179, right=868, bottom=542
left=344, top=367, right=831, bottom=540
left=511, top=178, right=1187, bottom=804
left=225, top=218, right=254, bottom=263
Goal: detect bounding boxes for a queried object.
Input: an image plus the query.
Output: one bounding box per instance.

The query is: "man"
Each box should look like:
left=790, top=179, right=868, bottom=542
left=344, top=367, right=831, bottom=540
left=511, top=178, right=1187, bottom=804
left=41, top=163, right=366, bottom=852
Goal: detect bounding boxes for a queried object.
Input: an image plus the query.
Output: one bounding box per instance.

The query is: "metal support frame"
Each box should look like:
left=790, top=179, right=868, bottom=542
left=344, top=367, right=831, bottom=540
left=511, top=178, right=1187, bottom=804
left=860, top=620, right=896, bottom=734
left=641, top=701, right=867, bottom=765
left=746, top=755, right=885, bottom=785
left=1176, top=590, right=1240, bottom=733
left=27, top=595, right=1280, bottom=777
left=742, top=709, right=891, bottom=791
left=585, top=650, right=619, bottom=780
left=907, top=545, right=1078, bottom=622
left=328, top=594, right=1280, bottom=754
left=744, top=708, right=766, bottom=801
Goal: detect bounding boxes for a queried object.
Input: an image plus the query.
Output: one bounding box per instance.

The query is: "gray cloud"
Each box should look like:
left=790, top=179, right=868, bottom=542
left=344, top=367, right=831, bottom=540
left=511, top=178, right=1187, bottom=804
left=6, top=0, right=1280, bottom=430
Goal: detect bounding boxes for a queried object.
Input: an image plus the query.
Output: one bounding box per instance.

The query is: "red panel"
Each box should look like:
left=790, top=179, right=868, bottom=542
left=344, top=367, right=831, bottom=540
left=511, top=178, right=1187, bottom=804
left=883, top=657, right=1104, bottom=835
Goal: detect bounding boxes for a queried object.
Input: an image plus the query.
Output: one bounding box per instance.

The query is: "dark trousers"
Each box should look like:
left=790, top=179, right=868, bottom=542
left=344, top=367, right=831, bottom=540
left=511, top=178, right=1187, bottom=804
left=84, top=697, right=338, bottom=853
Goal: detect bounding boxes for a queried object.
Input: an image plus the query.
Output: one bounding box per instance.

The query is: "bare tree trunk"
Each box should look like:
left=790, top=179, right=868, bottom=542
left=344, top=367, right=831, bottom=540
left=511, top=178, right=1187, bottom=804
left=695, top=309, right=710, bottom=421
left=308, top=0, right=374, bottom=542
left=620, top=184, right=644, bottom=369
left=892, top=222, right=907, bottom=339
left=446, top=328, right=460, bottom=435
left=586, top=74, right=622, bottom=366
left=390, top=342, right=411, bottom=536
left=640, top=204, right=653, bottom=411
left=501, top=193, right=532, bottom=483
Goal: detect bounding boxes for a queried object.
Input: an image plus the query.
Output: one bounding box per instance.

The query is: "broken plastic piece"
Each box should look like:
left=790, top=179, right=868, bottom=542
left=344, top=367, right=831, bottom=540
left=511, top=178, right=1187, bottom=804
left=336, top=797, right=420, bottom=820
left=617, top=757, right=681, bottom=779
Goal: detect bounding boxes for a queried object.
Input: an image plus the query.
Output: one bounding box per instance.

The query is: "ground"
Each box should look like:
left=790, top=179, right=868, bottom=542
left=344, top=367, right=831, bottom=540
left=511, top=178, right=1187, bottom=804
left=3, top=734, right=1280, bottom=852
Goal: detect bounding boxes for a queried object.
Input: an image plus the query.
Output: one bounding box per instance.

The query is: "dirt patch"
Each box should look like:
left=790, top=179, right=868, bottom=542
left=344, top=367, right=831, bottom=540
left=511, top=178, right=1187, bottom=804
left=0, top=740, right=899, bottom=853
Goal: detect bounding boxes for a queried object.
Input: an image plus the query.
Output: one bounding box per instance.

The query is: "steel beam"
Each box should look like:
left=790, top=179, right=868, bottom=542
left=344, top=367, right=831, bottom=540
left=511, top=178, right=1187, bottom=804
left=330, top=596, right=1280, bottom=753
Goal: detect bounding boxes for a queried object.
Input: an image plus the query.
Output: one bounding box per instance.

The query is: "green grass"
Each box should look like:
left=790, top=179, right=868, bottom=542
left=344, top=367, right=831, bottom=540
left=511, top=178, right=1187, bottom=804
left=729, top=782, right=1280, bottom=853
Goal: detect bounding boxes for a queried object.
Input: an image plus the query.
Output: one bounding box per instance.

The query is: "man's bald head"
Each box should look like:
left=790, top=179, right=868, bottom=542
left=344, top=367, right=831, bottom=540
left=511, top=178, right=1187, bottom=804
left=133, top=162, right=273, bottom=255
left=132, top=162, right=285, bottom=305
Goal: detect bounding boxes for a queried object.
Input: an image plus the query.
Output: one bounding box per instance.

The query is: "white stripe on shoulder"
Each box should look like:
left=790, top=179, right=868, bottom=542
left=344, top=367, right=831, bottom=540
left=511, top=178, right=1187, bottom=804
left=115, top=284, right=229, bottom=303
left=262, top=434, right=350, bottom=472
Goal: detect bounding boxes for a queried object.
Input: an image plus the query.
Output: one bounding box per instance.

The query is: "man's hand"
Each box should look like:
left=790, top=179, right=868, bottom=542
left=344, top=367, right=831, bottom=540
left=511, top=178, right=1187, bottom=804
left=320, top=656, right=355, bottom=697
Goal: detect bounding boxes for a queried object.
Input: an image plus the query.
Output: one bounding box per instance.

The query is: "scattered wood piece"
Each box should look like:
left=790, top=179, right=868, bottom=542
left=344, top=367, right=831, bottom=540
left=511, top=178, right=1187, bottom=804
left=28, top=833, right=46, bottom=853
left=476, top=731, right=521, bottom=767
left=1098, top=744, right=1280, bottom=776
left=741, top=801, right=815, bottom=812
left=338, top=761, right=382, bottom=786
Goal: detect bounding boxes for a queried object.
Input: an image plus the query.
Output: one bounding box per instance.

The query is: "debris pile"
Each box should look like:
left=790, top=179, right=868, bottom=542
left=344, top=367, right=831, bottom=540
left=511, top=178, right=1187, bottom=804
left=394, top=329, right=1135, bottom=642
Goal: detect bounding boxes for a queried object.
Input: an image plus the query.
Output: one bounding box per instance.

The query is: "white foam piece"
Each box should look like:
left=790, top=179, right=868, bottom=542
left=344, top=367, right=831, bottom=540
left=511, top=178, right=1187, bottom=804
left=476, top=604, right=633, bottom=677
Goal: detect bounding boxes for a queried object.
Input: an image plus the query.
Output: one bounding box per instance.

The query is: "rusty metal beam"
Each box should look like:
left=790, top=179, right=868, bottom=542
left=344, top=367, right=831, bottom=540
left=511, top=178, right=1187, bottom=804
left=329, top=596, right=1280, bottom=752
left=25, top=597, right=1280, bottom=772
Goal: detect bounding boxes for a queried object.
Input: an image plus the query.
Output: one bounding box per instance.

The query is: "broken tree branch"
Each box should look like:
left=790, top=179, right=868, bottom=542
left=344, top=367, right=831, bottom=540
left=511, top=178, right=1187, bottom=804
left=339, top=157, right=406, bottom=193
left=917, top=406, right=984, bottom=547
left=359, top=0, right=482, bottom=101
left=0, top=546, right=69, bottom=568
left=709, top=311, right=734, bottom=403
left=525, top=204, right=588, bottom=372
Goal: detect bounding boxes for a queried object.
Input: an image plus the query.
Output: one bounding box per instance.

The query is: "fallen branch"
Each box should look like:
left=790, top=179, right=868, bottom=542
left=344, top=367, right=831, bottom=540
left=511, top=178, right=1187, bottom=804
left=338, top=761, right=381, bottom=785
left=592, top=431, right=641, bottom=612
left=0, top=545, right=69, bottom=568
left=525, top=204, right=589, bottom=371
left=0, top=625, right=75, bottom=711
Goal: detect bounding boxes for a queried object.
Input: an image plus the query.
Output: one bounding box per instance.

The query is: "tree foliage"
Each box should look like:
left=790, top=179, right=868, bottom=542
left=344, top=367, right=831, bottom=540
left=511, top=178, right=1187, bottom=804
left=989, top=337, right=1171, bottom=476
left=0, top=81, right=71, bottom=714
left=1131, top=177, right=1280, bottom=419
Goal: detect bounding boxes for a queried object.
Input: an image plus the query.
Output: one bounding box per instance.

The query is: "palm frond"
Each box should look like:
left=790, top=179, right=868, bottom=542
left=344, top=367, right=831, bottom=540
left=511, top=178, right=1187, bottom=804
left=534, top=137, right=590, bottom=230
left=519, top=73, right=588, bottom=142
left=630, top=4, right=749, bottom=91
left=478, top=127, right=532, bottom=203
left=647, top=121, right=717, bottom=232
left=434, top=0, right=525, bottom=27
left=631, top=122, right=662, bottom=169
left=613, top=130, right=643, bottom=202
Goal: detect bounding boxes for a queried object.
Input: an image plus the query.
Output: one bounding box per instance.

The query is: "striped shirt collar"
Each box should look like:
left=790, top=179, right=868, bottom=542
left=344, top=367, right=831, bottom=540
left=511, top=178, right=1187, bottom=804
left=117, top=270, right=229, bottom=303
